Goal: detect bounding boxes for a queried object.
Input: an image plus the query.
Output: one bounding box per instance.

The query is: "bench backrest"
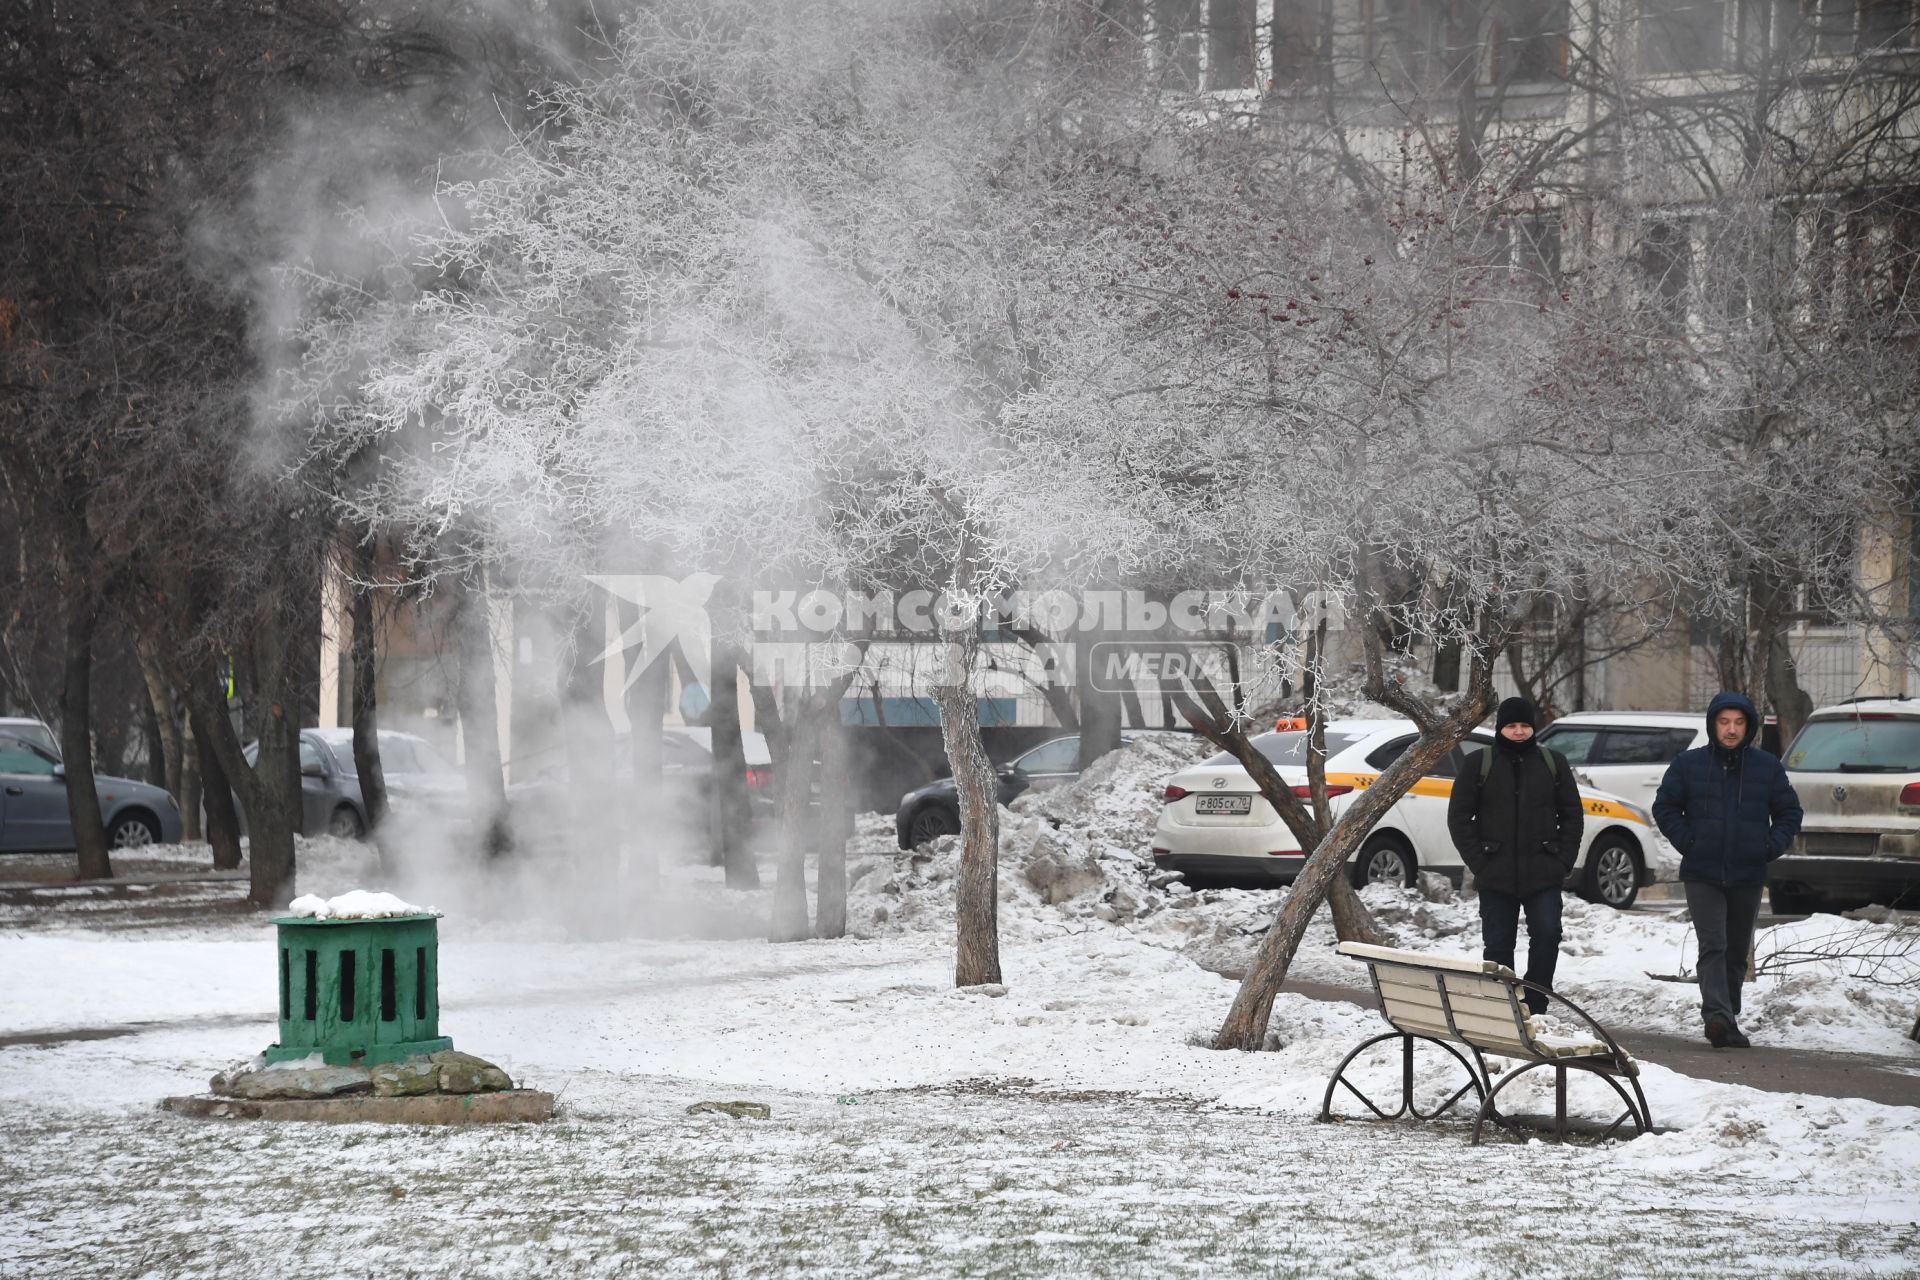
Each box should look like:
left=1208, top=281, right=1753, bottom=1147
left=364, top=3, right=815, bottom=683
left=1336, top=941, right=1533, bottom=1057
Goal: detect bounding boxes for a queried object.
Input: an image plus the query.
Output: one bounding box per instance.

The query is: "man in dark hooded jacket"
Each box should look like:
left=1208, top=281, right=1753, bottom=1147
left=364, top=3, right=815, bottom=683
left=1448, top=697, right=1584, bottom=1015
left=1652, top=690, right=1803, bottom=1049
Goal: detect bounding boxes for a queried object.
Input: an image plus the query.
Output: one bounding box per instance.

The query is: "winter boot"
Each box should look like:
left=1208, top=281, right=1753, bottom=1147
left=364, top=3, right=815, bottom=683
left=1705, top=1013, right=1733, bottom=1048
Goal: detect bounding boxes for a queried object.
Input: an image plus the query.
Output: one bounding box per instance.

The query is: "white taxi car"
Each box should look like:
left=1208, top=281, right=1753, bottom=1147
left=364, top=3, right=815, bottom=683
left=1149, top=719, right=1656, bottom=908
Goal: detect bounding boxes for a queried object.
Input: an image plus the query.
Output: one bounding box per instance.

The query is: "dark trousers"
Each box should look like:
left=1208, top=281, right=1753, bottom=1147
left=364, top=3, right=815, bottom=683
left=1478, top=886, right=1563, bottom=1014
left=1684, top=880, right=1765, bottom=1026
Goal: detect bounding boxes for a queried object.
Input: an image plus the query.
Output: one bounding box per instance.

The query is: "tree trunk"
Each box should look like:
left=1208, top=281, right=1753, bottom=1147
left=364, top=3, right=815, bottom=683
left=138, top=690, right=165, bottom=788
left=814, top=702, right=854, bottom=939
left=770, top=701, right=817, bottom=942
left=937, top=623, right=1001, bottom=987
left=707, top=630, right=759, bottom=889
left=191, top=707, right=243, bottom=870
left=1008, top=627, right=1078, bottom=731
left=623, top=605, right=669, bottom=891
left=349, top=538, right=390, bottom=858
left=1211, top=643, right=1494, bottom=1051
left=244, top=621, right=304, bottom=908
left=1324, top=876, right=1382, bottom=942
left=180, top=712, right=203, bottom=842
left=558, top=590, right=617, bottom=878
left=1075, top=632, right=1124, bottom=769
left=133, top=636, right=183, bottom=804
left=1761, top=612, right=1813, bottom=749
left=57, top=561, right=112, bottom=880
left=456, top=573, right=511, bottom=860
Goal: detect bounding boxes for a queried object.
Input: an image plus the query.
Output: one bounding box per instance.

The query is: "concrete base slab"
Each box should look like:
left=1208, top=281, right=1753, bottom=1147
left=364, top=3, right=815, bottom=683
left=161, top=1089, right=555, bottom=1125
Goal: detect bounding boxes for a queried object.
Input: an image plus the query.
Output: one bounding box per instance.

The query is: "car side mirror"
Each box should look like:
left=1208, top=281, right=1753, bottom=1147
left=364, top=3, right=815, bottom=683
left=51, top=763, right=66, bottom=781
left=300, top=762, right=325, bottom=779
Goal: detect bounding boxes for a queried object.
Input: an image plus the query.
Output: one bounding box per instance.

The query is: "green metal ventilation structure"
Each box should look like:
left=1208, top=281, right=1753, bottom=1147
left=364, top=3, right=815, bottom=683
left=265, top=914, right=453, bottom=1066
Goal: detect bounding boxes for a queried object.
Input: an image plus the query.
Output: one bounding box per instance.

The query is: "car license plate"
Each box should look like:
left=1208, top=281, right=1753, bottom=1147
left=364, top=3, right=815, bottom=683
left=1194, top=794, right=1252, bottom=815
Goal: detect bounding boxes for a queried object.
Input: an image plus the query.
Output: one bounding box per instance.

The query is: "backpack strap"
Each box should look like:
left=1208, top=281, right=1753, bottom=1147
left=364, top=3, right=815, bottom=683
left=1478, top=743, right=1557, bottom=780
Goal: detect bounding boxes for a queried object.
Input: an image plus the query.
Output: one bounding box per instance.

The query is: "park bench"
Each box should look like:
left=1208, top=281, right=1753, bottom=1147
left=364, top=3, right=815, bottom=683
left=1319, top=941, right=1652, bottom=1143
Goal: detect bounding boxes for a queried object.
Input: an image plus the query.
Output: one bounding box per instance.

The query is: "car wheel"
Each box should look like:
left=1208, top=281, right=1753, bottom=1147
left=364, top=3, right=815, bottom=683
left=1582, top=834, right=1641, bottom=909
left=108, top=811, right=161, bottom=849
left=905, top=804, right=960, bottom=847
left=1351, top=833, right=1416, bottom=889
left=1768, top=882, right=1822, bottom=915
left=327, top=805, right=366, bottom=840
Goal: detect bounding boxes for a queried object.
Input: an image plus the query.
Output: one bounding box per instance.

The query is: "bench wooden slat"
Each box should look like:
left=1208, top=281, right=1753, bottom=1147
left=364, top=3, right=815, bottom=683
left=1385, top=1006, right=1532, bottom=1049
left=1337, top=940, right=1513, bottom=978
left=1382, top=974, right=1512, bottom=1013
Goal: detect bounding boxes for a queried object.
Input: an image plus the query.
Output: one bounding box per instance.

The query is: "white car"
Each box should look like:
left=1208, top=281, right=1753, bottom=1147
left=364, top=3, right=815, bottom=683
left=1532, top=711, right=1704, bottom=810
left=1149, top=719, right=1656, bottom=908
left=1534, top=710, right=1782, bottom=811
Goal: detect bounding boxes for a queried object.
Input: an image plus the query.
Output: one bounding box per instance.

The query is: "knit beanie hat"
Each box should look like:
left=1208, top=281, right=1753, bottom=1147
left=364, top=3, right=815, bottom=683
left=1495, top=696, right=1537, bottom=731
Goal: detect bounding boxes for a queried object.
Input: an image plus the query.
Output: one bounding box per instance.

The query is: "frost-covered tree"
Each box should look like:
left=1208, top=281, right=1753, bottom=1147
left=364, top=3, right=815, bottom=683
left=302, top=0, right=1156, bottom=978
left=993, top=114, right=1729, bottom=1047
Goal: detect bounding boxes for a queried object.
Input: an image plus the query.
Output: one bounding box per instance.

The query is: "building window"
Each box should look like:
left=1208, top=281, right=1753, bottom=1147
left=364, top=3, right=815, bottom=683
left=1640, top=0, right=1727, bottom=70
left=1476, top=211, right=1564, bottom=295
left=1493, top=0, right=1571, bottom=81
left=1906, top=506, right=1920, bottom=621
left=1637, top=219, right=1693, bottom=317
left=1208, top=0, right=1259, bottom=88
left=1272, top=0, right=1329, bottom=81
left=1733, top=0, right=1803, bottom=67
left=1369, top=0, right=1458, bottom=85
left=1803, top=0, right=1918, bottom=54
left=1857, top=0, right=1918, bottom=50
left=1849, top=196, right=1920, bottom=323
left=1155, top=0, right=1204, bottom=89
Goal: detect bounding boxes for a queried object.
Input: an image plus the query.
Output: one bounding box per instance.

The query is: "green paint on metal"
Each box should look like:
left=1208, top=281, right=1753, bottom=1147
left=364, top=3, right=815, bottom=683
left=265, top=915, right=453, bottom=1066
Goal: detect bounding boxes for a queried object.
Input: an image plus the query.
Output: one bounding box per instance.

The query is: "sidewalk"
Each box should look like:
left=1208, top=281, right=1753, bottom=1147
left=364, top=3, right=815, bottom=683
left=1280, top=978, right=1920, bottom=1110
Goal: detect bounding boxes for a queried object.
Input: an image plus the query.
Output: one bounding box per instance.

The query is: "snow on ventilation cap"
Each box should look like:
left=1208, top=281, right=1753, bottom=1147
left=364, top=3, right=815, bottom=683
left=284, top=889, right=437, bottom=920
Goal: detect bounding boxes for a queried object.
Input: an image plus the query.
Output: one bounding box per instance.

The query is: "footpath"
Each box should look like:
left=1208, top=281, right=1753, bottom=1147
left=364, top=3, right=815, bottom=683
left=1279, top=977, right=1920, bottom=1110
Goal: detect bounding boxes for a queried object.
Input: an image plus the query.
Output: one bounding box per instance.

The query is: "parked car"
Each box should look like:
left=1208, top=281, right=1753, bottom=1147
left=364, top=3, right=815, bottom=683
left=1536, top=710, right=1781, bottom=810
left=0, top=717, right=59, bottom=759
left=239, top=728, right=464, bottom=839
left=1149, top=720, right=1657, bottom=908
left=895, top=732, right=1155, bottom=850
left=0, top=731, right=182, bottom=851
left=1772, top=698, right=1920, bottom=913
left=657, top=726, right=776, bottom=821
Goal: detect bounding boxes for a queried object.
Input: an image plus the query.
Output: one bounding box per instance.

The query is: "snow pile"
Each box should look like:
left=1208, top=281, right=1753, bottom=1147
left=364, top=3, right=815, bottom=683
left=844, top=734, right=1214, bottom=942
left=284, top=889, right=435, bottom=920
left=843, top=735, right=1920, bottom=1051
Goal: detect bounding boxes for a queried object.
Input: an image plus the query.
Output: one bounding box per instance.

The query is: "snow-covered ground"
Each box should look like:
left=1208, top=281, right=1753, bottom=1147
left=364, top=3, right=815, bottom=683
left=3, top=737, right=1919, bottom=1277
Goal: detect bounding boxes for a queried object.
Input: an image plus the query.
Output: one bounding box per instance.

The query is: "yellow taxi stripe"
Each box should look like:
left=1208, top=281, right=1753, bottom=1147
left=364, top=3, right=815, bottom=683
left=1325, top=772, right=1648, bottom=825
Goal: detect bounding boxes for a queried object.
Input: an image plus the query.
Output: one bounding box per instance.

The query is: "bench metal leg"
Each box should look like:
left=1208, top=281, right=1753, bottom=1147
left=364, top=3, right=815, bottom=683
left=1472, top=1060, right=1652, bottom=1145
left=1320, top=1032, right=1487, bottom=1124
